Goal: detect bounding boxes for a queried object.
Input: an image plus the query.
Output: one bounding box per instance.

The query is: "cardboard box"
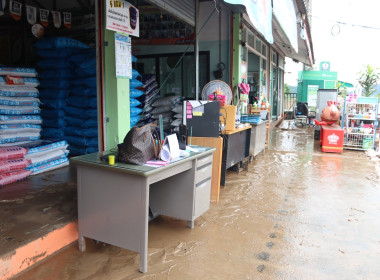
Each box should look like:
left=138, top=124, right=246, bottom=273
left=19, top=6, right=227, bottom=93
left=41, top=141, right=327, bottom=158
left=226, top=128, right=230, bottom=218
left=220, top=105, right=236, bottom=131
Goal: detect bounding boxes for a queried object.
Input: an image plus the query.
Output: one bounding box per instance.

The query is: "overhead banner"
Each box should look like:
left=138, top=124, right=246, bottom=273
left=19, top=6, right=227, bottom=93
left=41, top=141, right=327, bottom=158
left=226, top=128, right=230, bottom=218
left=26, top=5, right=37, bottom=25
left=273, top=0, right=298, bottom=53
left=106, top=0, right=139, bottom=37
left=224, top=0, right=273, bottom=44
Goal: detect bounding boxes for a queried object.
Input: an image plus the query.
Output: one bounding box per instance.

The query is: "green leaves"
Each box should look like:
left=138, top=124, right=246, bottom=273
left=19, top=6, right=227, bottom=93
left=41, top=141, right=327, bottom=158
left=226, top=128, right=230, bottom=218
left=357, top=65, right=380, bottom=97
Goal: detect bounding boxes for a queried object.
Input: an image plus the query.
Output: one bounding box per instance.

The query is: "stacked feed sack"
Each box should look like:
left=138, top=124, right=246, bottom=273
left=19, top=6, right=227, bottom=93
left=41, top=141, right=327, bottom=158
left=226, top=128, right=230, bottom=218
left=129, top=74, right=144, bottom=128
left=151, top=96, right=183, bottom=132
left=24, top=140, right=69, bottom=175
left=171, top=102, right=184, bottom=132
left=135, top=74, right=160, bottom=127
left=64, top=49, right=98, bottom=155
left=34, top=37, right=89, bottom=142
left=0, top=147, right=32, bottom=187
left=0, top=68, right=42, bottom=146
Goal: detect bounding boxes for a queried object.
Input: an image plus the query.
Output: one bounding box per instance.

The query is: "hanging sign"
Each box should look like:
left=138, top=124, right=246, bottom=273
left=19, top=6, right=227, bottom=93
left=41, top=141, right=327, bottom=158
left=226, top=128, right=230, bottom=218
left=106, top=0, right=139, bottom=37
left=63, top=12, right=71, bottom=29
left=40, top=9, right=49, bottom=27
left=26, top=5, right=37, bottom=25
left=10, top=0, right=22, bottom=21
left=52, top=11, right=61, bottom=28
left=0, top=0, right=6, bottom=16
left=224, top=0, right=273, bottom=44
left=115, top=33, right=132, bottom=79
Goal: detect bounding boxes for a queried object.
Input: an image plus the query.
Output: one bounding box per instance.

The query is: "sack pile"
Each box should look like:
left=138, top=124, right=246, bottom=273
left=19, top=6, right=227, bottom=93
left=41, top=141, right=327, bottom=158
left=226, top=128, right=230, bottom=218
left=151, top=96, right=183, bottom=132
left=129, top=56, right=143, bottom=128
left=171, top=103, right=183, bottom=132
left=0, top=67, right=42, bottom=146
left=134, top=74, right=160, bottom=128
left=35, top=37, right=88, bottom=141
left=24, top=140, right=69, bottom=175
left=65, top=49, right=98, bottom=155
left=35, top=37, right=97, bottom=155
left=0, top=147, right=32, bottom=187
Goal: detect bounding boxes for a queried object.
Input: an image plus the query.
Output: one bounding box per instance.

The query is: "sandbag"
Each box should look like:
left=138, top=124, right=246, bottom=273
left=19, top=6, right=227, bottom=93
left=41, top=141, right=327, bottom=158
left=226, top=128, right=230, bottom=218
left=0, top=86, right=39, bottom=98
left=130, top=79, right=143, bottom=89
left=38, top=69, right=73, bottom=79
left=41, top=109, right=65, bottom=119
left=130, top=107, right=143, bottom=116
left=36, top=59, right=71, bottom=69
left=0, top=147, right=27, bottom=160
left=0, top=67, right=37, bottom=77
left=0, top=158, right=31, bottom=174
left=0, top=96, right=40, bottom=107
left=0, top=105, right=40, bottom=115
left=27, top=149, right=68, bottom=169
left=43, top=118, right=66, bottom=128
left=39, top=89, right=68, bottom=99
left=130, top=98, right=141, bottom=108
left=34, top=37, right=89, bottom=50
left=0, top=115, right=42, bottom=124
left=26, top=140, right=68, bottom=158
left=0, top=124, right=42, bottom=134
left=26, top=157, right=69, bottom=175
left=0, top=132, right=40, bottom=144
left=0, top=170, right=32, bottom=187
left=0, top=76, right=39, bottom=87
left=130, top=89, right=144, bottom=98
left=41, top=128, right=65, bottom=139
left=39, top=78, right=71, bottom=89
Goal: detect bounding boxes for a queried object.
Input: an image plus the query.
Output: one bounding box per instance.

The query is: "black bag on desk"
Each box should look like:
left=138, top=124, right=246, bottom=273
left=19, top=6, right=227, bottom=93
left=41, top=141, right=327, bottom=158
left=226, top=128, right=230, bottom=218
left=118, top=124, right=160, bottom=165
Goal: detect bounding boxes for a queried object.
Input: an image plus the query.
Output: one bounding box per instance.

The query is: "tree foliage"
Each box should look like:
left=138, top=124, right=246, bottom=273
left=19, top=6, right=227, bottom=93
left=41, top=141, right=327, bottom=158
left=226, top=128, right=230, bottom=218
left=357, top=65, right=380, bottom=97
left=284, top=83, right=291, bottom=94
left=336, top=81, right=348, bottom=98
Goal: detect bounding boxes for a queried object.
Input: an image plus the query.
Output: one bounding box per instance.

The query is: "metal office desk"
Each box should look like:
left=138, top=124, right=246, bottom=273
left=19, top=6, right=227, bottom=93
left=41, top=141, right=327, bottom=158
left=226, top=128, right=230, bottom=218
left=71, top=147, right=215, bottom=273
left=220, top=126, right=251, bottom=186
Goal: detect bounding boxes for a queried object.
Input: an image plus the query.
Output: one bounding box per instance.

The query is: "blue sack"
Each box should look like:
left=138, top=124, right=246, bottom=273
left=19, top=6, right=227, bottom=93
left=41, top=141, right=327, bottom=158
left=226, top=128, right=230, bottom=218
left=132, top=55, right=137, bottom=62
left=38, top=69, right=73, bottom=79
left=37, top=48, right=75, bottom=58
left=64, top=126, right=98, bottom=137
left=43, top=118, right=67, bottom=128
left=70, top=87, right=97, bottom=97
left=132, top=69, right=141, bottom=79
left=130, top=79, right=143, bottom=89
left=130, top=107, right=142, bottom=116
left=34, top=37, right=89, bottom=50
left=130, top=89, right=144, bottom=98
left=39, top=78, right=71, bottom=89
left=39, top=89, right=69, bottom=99
left=41, top=109, right=65, bottom=119
left=36, top=59, right=71, bottom=69
left=71, top=76, right=96, bottom=87
left=41, top=128, right=65, bottom=139
left=40, top=98, right=67, bottom=110
left=130, top=98, right=141, bottom=108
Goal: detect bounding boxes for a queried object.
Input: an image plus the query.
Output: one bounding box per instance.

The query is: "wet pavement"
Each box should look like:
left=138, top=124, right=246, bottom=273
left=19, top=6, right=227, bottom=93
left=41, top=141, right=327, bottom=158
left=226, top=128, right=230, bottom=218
left=13, top=122, right=380, bottom=280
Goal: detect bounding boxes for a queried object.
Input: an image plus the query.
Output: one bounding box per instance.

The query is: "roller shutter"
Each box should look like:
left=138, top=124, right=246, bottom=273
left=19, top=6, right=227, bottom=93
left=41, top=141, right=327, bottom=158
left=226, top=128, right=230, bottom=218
left=145, top=0, right=196, bottom=26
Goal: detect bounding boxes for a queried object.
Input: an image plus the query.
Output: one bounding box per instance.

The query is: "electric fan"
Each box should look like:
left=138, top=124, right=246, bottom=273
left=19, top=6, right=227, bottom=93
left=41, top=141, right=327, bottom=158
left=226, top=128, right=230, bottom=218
left=201, top=80, right=233, bottom=105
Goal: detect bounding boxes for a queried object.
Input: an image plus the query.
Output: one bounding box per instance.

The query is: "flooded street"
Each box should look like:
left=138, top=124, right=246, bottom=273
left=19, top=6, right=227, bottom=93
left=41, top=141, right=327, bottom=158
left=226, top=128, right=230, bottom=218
left=16, top=123, right=380, bottom=280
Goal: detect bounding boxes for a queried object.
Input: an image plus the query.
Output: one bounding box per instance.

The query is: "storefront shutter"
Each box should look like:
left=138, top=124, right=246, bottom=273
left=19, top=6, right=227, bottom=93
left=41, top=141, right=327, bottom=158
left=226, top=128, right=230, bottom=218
left=145, top=0, right=196, bottom=26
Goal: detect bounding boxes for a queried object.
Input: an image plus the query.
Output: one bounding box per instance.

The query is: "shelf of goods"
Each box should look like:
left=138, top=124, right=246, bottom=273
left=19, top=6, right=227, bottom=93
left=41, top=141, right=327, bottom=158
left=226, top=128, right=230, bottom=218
left=341, top=97, right=378, bottom=150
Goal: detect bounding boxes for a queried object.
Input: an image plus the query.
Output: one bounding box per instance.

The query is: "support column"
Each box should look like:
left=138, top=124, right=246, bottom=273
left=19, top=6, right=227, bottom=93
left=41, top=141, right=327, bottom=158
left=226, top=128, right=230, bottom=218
left=232, top=14, right=242, bottom=103
left=104, top=29, right=131, bottom=150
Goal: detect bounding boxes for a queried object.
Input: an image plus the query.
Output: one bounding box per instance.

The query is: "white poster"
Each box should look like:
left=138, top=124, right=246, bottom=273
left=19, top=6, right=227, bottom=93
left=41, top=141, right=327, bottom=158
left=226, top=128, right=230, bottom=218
left=26, top=5, right=37, bottom=25
left=115, top=33, right=132, bottom=79
left=106, top=0, right=139, bottom=37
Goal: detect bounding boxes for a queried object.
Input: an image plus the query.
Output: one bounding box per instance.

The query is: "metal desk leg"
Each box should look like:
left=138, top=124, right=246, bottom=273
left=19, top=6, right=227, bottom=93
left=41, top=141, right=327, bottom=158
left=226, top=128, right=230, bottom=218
left=187, top=220, right=194, bottom=228
left=78, top=236, right=86, bottom=252
left=139, top=182, right=149, bottom=273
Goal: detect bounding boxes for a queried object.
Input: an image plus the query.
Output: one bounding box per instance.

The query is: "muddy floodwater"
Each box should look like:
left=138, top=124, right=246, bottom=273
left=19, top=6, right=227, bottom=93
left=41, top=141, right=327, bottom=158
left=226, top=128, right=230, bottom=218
left=15, top=123, right=380, bottom=280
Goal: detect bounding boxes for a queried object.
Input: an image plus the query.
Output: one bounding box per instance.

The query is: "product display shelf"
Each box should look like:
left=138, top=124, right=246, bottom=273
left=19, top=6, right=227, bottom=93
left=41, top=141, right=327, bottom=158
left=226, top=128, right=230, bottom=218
left=341, top=97, right=378, bottom=150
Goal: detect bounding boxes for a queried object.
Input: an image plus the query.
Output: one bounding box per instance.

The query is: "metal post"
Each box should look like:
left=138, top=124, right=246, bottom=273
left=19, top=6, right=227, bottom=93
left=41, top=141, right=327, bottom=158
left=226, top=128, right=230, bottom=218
left=194, top=0, right=199, bottom=100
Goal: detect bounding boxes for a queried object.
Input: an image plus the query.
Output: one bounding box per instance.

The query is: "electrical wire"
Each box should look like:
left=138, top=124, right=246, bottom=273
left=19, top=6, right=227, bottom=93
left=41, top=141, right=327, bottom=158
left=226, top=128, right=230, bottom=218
left=312, top=15, right=380, bottom=30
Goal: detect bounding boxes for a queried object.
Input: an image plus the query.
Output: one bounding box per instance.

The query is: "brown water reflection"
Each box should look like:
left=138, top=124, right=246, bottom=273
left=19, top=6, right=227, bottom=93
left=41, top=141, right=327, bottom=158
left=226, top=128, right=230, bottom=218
left=16, top=123, right=380, bottom=280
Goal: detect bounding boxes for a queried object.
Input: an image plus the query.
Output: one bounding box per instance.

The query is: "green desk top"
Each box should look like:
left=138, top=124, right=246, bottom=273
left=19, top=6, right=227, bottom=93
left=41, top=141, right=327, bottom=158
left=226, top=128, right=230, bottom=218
left=70, top=146, right=215, bottom=177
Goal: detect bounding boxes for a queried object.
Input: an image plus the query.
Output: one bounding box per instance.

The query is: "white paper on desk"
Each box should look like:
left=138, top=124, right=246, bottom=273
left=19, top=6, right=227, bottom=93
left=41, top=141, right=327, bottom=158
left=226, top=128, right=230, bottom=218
left=159, top=134, right=180, bottom=162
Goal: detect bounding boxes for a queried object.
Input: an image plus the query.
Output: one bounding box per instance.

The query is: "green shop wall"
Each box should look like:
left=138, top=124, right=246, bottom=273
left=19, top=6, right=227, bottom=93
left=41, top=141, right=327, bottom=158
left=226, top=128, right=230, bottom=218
left=232, top=13, right=242, bottom=92
left=297, top=80, right=324, bottom=102
left=104, top=29, right=130, bottom=150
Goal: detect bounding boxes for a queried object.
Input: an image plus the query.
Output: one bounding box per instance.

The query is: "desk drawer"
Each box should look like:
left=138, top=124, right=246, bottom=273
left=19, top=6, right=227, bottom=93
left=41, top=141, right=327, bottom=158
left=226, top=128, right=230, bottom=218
left=194, top=178, right=211, bottom=218
left=195, top=163, right=212, bottom=184
left=196, top=154, right=213, bottom=168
